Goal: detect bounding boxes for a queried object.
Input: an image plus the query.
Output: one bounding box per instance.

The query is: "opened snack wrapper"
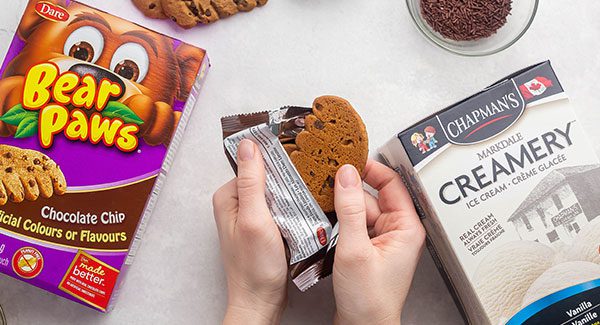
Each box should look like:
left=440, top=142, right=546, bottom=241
left=221, top=107, right=340, bottom=291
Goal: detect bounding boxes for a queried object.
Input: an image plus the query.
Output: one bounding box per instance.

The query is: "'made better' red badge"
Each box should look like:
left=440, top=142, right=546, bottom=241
left=59, top=251, right=119, bottom=311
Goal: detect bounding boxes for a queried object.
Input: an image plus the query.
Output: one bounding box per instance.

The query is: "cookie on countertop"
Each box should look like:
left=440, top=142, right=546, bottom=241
left=234, top=0, right=257, bottom=12
left=161, top=0, right=220, bottom=28
left=132, top=0, right=167, bottom=19
left=195, top=0, right=220, bottom=24
left=287, top=96, right=369, bottom=213
left=160, top=0, right=200, bottom=28
left=210, top=0, right=239, bottom=18
left=140, top=0, right=268, bottom=27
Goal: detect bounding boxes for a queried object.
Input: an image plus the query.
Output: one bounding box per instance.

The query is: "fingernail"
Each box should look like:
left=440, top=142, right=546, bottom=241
left=338, top=165, right=360, bottom=188
left=238, top=139, right=255, bottom=161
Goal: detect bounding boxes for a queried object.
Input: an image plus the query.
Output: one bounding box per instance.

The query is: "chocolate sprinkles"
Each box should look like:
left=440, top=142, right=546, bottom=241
left=421, top=0, right=512, bottom=41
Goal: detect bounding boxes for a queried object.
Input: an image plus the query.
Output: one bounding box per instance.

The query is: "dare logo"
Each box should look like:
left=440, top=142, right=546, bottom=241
left=34, top=1, right=69, bottom=22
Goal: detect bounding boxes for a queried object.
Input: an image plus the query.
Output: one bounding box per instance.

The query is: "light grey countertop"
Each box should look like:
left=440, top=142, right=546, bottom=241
left=0, top=0, right=598, bottom=324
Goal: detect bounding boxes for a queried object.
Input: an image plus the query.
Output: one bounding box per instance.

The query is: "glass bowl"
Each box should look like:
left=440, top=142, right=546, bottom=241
left=406, top=0, right=539, bottom=56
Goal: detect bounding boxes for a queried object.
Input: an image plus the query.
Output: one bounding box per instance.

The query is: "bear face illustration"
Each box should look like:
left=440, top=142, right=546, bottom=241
left=0, top=0, right=205, bottom=146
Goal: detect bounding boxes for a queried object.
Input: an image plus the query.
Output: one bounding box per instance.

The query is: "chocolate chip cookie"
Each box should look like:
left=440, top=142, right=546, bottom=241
left=210, top=0, right=239, bottom=18
left=234, top=0, right=257, bottom=12
left=132, top=0, right=167, bottom=19
left=0, top=145, right=67, bottom=205
left=195, top=0, right=220, bottom=24
left=160, top=0, right=204, bottom=28
left=157, top=0, right=268, bottom=28
left=287, top=96, right=369, bottom=212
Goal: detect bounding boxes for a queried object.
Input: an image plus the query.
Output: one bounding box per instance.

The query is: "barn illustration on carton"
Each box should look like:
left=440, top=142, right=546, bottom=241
left=508, top=165, right=600, bottom=245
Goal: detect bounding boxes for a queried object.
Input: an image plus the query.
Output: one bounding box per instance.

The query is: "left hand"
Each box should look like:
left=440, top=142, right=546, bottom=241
left=213, top=139, right=288, bottom=325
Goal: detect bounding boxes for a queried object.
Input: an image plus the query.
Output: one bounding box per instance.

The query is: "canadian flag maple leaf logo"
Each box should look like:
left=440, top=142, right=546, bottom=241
left=529, top=82, right=542, bottom=91
left=519, top=77, right=553, bottom=100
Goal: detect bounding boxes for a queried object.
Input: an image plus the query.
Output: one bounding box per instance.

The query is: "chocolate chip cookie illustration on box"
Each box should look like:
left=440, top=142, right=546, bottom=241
left=0, top=0, right=209, bottom=312
left=0, top=145, right=66, bottom=205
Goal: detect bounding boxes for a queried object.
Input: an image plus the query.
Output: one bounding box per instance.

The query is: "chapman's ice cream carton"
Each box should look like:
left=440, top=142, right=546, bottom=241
left=0, top=0, right=208, bottom=311
left=380, top=62, right=600, bottom=325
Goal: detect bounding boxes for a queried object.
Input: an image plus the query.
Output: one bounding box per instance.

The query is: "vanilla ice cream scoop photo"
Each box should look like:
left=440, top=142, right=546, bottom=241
left=473, top=241, right=556, bottom=324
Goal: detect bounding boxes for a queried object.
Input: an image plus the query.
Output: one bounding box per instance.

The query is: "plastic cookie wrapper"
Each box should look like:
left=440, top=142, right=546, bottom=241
left=221, top=107, right=340, bottom=291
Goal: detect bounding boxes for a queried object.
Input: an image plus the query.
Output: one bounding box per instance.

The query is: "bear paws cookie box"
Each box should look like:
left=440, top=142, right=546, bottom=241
left=0, top=0, right=208, bottom=312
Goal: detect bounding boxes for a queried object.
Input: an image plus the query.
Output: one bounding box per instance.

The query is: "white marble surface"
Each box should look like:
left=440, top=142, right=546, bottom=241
left=0, top=0, right=599, bottom=324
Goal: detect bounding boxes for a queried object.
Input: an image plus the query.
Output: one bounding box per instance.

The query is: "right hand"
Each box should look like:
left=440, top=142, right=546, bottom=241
left=332, top=160, right=426, bottom=325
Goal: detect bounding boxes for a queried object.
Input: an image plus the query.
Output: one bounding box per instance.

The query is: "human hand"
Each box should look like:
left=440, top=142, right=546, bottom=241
left=332, top=160, right=426, bottom=325
left=213, top=139, right=288, bottom=325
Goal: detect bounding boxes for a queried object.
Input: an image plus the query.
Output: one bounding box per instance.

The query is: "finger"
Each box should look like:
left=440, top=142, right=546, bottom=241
left=363, top=159, right=414, bottom=214
left=364, top=191, right=381, bottom=226
left=212, top=178, right=238, bottom=232
left=334, top=165, right=372, bottom=255
left=235, top=139, right=272, bottom=230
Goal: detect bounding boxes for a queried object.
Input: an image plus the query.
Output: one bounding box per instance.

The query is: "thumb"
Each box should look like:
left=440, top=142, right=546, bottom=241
left=334, top=165, right=371, bottom=254
left=236, top=139, right=271, bottom=227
